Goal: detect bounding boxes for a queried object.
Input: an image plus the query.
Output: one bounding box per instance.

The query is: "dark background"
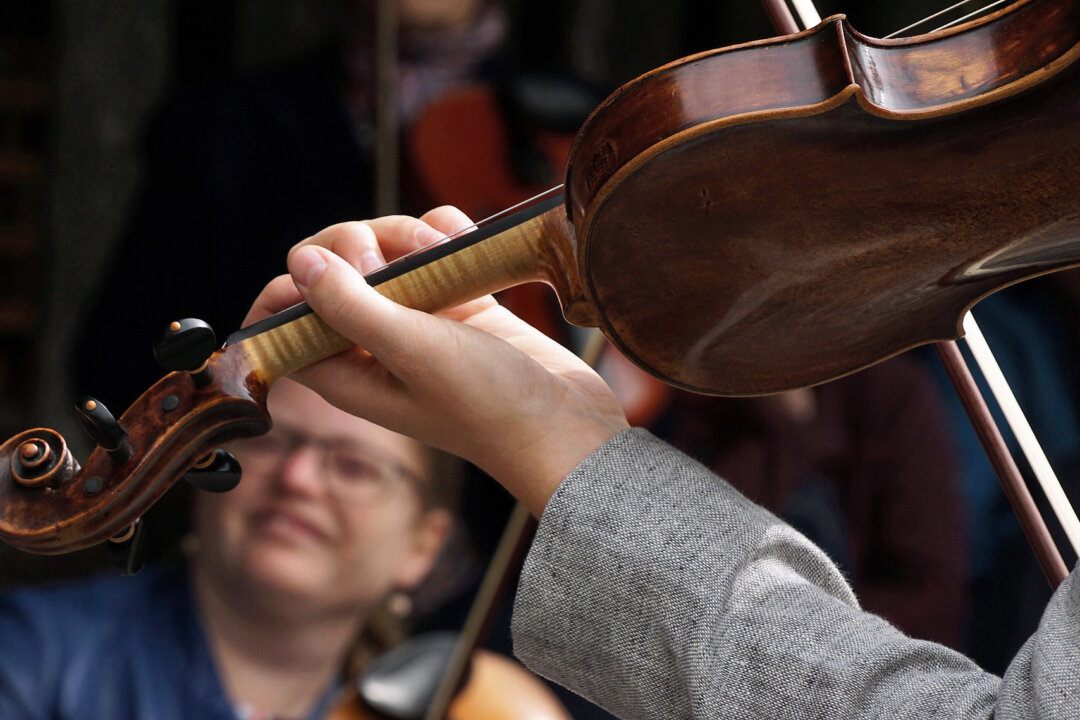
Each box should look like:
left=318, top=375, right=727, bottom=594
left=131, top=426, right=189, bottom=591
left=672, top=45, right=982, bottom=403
left=0, top=0, right=984, bottom=451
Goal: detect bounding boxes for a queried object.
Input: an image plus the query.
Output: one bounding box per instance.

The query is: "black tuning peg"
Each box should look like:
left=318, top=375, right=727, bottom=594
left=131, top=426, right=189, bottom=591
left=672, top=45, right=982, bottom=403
left=154, top=318, right=217, bottom=382
left=76, top=396, right=131, bottom=463
left=107, top=518, right=148, bottom=575
left=183, top=449, right=242, bottom=493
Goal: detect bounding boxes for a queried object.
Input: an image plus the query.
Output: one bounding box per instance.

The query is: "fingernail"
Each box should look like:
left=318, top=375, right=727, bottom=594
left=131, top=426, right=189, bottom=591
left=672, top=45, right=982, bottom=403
left=359, top=249, right=382, bottom=274
left=291, top=246, right=328, bottom=289
left=415, top=226, right=444, bottom=248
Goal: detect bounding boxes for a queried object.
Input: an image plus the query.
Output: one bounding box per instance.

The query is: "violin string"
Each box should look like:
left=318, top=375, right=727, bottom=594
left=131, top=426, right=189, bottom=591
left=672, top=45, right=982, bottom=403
left=883, top=0, right=1015, bottom=38
left=377, top=185, right=564, bottom=272
left=882, top=0, right=983, bottom=38
left=925, top=0, right=1013, bottom=34
left=433, top=184, right=563, bottom=246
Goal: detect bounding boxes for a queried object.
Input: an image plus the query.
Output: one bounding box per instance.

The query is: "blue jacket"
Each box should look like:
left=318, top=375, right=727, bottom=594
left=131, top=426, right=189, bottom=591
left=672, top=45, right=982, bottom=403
left=0, top=564, right=339, bottom=720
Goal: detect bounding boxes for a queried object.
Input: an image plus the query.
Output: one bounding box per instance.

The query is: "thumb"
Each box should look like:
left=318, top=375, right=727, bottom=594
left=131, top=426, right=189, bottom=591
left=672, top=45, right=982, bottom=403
left=288, top=245, right=428, bottom=370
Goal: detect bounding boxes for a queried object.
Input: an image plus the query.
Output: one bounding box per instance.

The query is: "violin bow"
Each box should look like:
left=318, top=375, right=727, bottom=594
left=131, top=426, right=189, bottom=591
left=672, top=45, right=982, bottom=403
left=422, top=503, right=537, bottom=720
left=758, top=0, right=1079, bottom=587
left=958, top=315, right=1080, bottom=560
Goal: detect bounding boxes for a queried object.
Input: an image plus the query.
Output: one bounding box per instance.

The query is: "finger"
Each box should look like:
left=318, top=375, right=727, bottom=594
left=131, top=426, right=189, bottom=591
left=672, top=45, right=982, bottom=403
left=289, top=349, right=412, bottom=431
left=288, top=244, right=435, bottom=375
left=291, top=221, right=387, bottom=275
left=243, top=274, right=303, bottom=327
left=293, top=216, right=446, bottom=272
left=436, top=293, right=498, bottom=318
left=419, top=205, right=475, bottom=239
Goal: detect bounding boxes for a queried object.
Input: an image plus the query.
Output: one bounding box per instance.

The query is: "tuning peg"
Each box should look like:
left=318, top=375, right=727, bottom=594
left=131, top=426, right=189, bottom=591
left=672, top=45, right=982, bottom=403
left=107, top=518, right=147, bottom=575
left=154, top=318, right=217, bottom=384
left=183, top=449, right=242, bottom=493
left=76, top=397, right=131, bottom=463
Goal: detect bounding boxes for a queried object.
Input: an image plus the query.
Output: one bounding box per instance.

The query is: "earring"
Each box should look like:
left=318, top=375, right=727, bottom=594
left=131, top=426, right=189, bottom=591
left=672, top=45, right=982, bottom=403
left=386, top=590, right=413, bottom=618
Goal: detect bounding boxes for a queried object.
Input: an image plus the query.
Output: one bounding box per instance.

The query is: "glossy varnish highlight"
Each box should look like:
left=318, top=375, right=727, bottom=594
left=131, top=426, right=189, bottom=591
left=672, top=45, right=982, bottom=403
left=568, top=0, right=1080, bottom=393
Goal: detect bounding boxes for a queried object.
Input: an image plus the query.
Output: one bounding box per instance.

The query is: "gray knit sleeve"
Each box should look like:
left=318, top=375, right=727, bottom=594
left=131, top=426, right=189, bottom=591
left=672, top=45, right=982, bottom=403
left=512, top=429, right=1077, bottom=719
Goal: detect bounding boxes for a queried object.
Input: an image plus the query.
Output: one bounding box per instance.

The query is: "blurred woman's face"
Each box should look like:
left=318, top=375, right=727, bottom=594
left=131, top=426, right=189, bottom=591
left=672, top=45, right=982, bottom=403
left=193, top=380, right=447, bottom=618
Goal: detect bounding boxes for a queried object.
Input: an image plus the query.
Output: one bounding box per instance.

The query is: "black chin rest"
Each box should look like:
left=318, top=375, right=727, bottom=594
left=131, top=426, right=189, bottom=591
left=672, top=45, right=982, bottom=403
left=358, top=632, right=471, bottom=720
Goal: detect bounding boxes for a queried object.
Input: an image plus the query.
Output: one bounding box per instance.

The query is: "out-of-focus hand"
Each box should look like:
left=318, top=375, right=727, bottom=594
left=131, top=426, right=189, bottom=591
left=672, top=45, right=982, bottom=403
left=244, top=207, right=629, bottom=515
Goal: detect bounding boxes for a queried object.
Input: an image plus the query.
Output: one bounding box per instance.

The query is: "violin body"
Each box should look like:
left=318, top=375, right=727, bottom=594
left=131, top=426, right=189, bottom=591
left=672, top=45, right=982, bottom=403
left=0, top=0, right=1077, bottom=553
left=562, top=0, right=1080, bottom=394
left=332, top=648, right=571, bottom=720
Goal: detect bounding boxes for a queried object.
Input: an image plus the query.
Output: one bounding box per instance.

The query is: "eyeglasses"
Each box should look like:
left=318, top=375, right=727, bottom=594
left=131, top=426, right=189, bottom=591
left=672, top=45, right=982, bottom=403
left=235, top=426, right=426, bottom=505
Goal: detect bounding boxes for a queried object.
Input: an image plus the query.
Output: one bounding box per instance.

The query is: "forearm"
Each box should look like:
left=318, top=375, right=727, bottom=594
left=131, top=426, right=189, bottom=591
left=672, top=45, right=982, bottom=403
left=511, top=430, right=1057, bottom=719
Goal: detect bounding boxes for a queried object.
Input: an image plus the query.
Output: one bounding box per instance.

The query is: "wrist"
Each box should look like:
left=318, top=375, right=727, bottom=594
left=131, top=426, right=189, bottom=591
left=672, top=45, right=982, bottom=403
left=481, top=412, right=628, bottom=516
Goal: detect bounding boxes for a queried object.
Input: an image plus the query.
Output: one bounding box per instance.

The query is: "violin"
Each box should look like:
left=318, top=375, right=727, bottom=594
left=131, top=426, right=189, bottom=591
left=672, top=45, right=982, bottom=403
left=0, top=0, right=1076, bottom=566
left=330, top=634, right=570, bottom=720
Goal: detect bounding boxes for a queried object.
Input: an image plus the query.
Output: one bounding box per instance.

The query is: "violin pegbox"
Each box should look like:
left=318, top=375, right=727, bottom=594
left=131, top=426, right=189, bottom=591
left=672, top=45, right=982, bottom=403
left=0, top=331, right=273, bottom=557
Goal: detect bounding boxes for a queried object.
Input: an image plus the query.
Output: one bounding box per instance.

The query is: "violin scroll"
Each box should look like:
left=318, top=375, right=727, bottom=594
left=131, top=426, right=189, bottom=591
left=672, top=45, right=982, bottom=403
left=0, top=328, right=273, bottom=556
left=5, top=428, right=79, bottom=491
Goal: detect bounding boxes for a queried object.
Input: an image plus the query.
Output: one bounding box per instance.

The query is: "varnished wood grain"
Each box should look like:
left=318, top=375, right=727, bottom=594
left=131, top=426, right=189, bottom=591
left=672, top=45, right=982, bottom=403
left=0, top=345, right=270, bottom=553
left=570, top=0, right=1080, bottom=394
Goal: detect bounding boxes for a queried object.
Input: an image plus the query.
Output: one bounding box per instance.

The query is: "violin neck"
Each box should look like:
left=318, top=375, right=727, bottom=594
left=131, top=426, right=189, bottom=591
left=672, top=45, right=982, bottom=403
left=227, top=193, right=575, bottom=382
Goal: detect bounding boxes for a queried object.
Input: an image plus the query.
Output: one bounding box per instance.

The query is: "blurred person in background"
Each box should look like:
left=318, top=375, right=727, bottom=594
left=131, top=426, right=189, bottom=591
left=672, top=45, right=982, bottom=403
left=0, top=378, right=460, bottom=719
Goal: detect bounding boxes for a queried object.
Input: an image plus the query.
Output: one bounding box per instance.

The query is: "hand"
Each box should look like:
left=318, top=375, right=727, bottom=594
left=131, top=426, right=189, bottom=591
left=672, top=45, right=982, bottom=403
left=245, top=207, right=629, bottom=515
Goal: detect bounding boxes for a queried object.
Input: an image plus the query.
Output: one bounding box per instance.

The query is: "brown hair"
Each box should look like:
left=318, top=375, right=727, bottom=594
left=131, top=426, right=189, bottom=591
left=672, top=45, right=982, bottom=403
left=347, top=444, right=465, bottom=677
left=415, top=445, right=464, bottom=512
